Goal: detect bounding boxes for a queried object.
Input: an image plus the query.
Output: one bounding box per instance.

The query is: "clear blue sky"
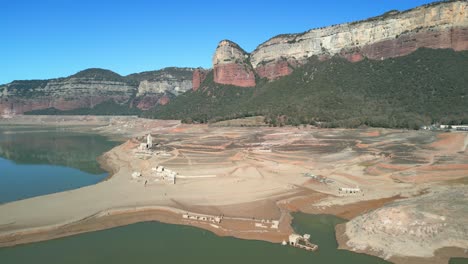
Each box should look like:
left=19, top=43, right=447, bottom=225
left=1, top=0, right=437, bottom=84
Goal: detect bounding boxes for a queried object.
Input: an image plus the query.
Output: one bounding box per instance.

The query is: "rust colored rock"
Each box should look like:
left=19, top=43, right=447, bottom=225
left=340, top=48, right=365, bottom=62
left=213, top=63, right=256, bottom=87
left=248, top=1, right=468, bottom=79
left=135, top=96, right=160, bottom=110
left=192, top=68, right=209, bottom=91
left=158, top=95, right=170, bottom=105
left=212, top=40, right=256, bottom=87
left=452, top=27, right=468, bottom=51
left=252, top=27, right=468, bottom=80
left=361, top=28, right=468, bottom=60
left=255, top=59, right=294, bottom=80
left=132, top=94, right=171, bottom=110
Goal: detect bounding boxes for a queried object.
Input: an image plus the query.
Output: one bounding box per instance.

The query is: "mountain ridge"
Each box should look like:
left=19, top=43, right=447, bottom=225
left=2, top=0, right=467, bottom=129
left=214, top=0, right=467, bottom=85
left=0, top=67, right=196, bottom=114
left=146, top=48, right=468, bottom=129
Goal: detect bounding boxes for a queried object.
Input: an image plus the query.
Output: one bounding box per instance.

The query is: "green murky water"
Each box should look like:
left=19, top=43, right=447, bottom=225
left=0, top=214, right=389, bottom=264
left=0, top=125, right=120, bottom=203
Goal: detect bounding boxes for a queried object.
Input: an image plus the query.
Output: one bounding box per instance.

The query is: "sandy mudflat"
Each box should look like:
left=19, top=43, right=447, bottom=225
left=0, top=116, right=467, bottom=264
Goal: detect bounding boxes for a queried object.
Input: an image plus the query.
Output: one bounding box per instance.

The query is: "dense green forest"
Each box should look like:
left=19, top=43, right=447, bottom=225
left=143, top=48, right=468, bottom=129
left=26, top=48, right=468, bottom=129
left=26, top=101, right=141, bottom=116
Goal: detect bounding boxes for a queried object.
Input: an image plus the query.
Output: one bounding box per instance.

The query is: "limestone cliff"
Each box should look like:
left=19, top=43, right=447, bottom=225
left=127, top=67, right=194, bottom=110
left=212, top=40, right=256, bottom=87
left=250, top=0, right=468, bottom=79
left=0, top=67, right=195, bottom=114
left=210, top=1, right=468, bottom=84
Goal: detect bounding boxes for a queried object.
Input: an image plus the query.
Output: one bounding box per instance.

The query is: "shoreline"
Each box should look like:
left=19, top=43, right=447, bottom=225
left=0, top=116, right=467, bottom=264
left=0, top=190, right=398, bottom=249
left=0, top=143, right=400, bottom=250
left=0, top=144, right=390, bottom=248
left=335, top=224, right=468, bottom=264
left=0, top=206, right=290, bottom=248
left=0, top=142, right=297, bottom=247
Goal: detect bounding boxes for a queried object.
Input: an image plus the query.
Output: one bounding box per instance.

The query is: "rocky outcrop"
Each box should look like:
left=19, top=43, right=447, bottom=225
left=133, top=94, right=172, bottom=110
left=129, top=67, right=194, bottom=97
left=255, top=57, right=298, bottom=80
left=129, top=67, right=194, bottom=110
left=192, top=68, right=210, bottom=91
left=212, top=40, right=256, bottom=87
left=343, top=186, right=468, bottom=259
left=248, top=1, right=468, bottom=80
left=136, top=79, right=191, bottom=96
left=0, top=72, right=135, bottom=114
left=0, top=67, right=195, bottom=114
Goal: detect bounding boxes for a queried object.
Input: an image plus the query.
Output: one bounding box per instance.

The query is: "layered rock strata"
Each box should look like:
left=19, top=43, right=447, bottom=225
left=212, top=40, right=256, bottom=87
left=0, top=68, right=195, bottom=114
left=211, top=1, right=468, bottom=84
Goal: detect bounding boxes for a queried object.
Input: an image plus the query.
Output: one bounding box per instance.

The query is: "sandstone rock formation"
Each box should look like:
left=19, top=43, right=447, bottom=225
left=0, top=70, right=135, bottom=114
left=192, top=68, right=210, bottom=91
left=249, top=1, right=468, bottom=80
left=212, top=40, right=256, bottom=87
left=0, top=67, right=195, bottom=114
left=208, top=1, right=468, bottom=83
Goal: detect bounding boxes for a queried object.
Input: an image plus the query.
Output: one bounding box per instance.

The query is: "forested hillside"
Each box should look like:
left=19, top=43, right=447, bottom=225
left=144, top=48, right=468, bottom=129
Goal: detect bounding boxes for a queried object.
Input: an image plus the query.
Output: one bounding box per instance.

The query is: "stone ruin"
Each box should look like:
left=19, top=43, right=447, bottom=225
left=152, top=166, right=177, bottom=184
left=139, top=134, right=153, bottom=151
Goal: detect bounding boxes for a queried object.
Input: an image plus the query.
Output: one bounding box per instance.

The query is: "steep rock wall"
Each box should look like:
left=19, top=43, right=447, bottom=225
left=192, top=68, right=210, bottom=91
left=0, top=68, right=195, bottom=114
left=136, top=77, right=192, bottom=96
left=0, top=78, right=135, bottom=114
left=250, top=1, right=468, bottom=79
left=212, top=40, right=256, bottom=87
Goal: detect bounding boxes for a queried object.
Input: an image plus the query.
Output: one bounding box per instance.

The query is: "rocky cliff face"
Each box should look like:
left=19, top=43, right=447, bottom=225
left=0, top=67, right=195, bottom=114
left=211, top=0, right=468, bottom=83
left=128, top=67, right=194, bottom=110
left=212, top=40, right=256, bottom=87
left=192, top=68, right=210, bottom=91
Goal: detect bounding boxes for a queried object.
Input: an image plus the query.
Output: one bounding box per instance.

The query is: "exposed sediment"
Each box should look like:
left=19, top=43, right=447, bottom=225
left=338, top=185, right=468, bottom=264
left=0, top=117, right=467, bottom=264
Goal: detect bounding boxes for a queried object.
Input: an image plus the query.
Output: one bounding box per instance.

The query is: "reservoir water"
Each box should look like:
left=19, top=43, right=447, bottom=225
left=0, top=213, right=389, bottom=264
left=0, top=125, right=464, bottom=263
left=0, top=125, right=120, bottom=203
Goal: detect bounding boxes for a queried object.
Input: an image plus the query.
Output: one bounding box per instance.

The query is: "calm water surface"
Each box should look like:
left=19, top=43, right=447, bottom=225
left=0, top=214, right=390, bottom=264
left=0, top=125, right=120, bottom=203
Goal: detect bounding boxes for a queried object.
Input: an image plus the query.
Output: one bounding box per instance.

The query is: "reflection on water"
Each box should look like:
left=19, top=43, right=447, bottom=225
left=0, top=126, right=119, bottom=174
left=0, top=125, right=120, bottom=203
left=0, top=214, right=389, bottom=264
left=0, top=157, right=108, bottom=203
